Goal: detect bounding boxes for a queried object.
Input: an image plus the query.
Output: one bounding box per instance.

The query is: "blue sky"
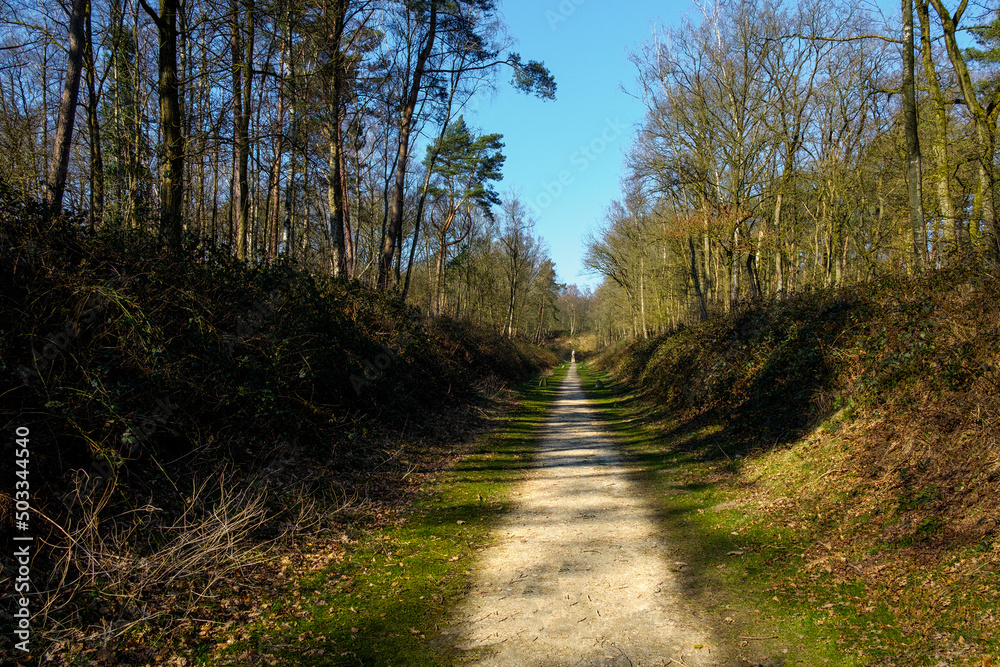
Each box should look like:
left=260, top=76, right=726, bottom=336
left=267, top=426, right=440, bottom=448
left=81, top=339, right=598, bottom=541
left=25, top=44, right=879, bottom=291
left=468, top=0, right=699, bottom=290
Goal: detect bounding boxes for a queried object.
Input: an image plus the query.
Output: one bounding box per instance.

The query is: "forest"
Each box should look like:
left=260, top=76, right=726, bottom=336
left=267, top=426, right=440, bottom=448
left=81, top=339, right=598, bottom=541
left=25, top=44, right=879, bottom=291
left=585, top=0, right=1000, bottom=344
left=1, top=0, right=999, bottom=664
left=0, top=0, right=589, bottom=339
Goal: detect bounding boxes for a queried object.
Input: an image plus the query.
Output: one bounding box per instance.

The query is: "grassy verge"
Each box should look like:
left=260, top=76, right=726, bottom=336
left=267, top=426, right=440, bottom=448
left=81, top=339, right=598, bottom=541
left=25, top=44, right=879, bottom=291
left=197, top=364, right=569, bottom=666
left=576, top=362, right=999, bottom=667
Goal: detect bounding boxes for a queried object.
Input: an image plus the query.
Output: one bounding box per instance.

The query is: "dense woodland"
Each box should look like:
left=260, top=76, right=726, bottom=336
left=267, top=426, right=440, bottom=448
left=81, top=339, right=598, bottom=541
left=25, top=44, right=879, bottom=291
left=1, top=1, right=578, bottom=657
left=0, top=0, right=594, bottom=339
left=2, top=0, right=1000, bottom=662
left=585, top=0, right=1000, bottom=344
left=4, top=0, right=1000, bottom=343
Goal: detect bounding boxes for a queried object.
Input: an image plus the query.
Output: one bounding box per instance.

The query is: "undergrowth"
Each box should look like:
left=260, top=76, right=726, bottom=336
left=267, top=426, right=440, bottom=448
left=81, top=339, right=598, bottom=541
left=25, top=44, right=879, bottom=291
left=0, top=183, right=557, bottom=663
left=201, top=365, right=568, bottom=666
left=588, top=269, right=1000, bottom=665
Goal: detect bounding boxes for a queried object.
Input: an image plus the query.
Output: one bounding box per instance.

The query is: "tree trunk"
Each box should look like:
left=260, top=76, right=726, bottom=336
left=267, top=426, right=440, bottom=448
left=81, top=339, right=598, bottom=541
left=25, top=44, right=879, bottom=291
left=435, top=231, right=447, bottom=316
left=178, top=1, right=192, bottom=227
left=535, top=293, right=545, bottom=344
left=702, top=230, right=712, bottom=302
left=688, top=236, right=709, bottom=321
left=378, top=4, right=437, bottom=290
left=280, top=15, right=298, bottom=258
left=328, top=137, right=345, bottom=276
left=729, top=226, right=740, bottom=310
left=917, top=0, right=961, bottom=259
left=402, top=162, right=433, bottom=301
left=41, top=42, right=50, bottom=199
left=141, top=0, right=185, bottom=249
left=243, top=0, right=254, bottom=255
left=774, top=192, right=784, bottom=296
left=84, top=4, right=104, bottom=229
left=283, top=145, right=296, bottom=257
left=267, top=37, right=287, bottom=260
left=130, top=2, right=142, bottom=228
left=160, top=0, right=184, bottom=248
left=902, top=0, right=928, bottom=269
left=45, top=0, right=88, bottom=216
left=326, top=0, right=349, bottom=276
left=338, top=114, right=354, bottom=275
left=976, top=126, right=999, bottom=259
left=639, top=254, right=648, bottom=338
left=506, top=288, right=517, bottom=339
left=230, top=0, right=250, bottom=259
left=929, top=0, right=1000, bottom=261
left=403, top=83, right=459, bottom=302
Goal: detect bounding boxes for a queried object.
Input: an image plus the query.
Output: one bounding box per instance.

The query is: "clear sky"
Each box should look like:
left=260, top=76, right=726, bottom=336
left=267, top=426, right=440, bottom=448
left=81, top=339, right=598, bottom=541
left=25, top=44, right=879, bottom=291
left=467, top=0, right=699, bottom=290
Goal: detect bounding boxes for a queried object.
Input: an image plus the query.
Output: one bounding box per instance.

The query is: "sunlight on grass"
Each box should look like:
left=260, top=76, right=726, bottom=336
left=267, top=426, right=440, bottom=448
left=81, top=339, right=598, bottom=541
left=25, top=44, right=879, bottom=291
left=208, top=365, right=570, bottom=666
left=576, top=362, right=878, bottom=666
left=576, top=361, right=1000, bottom=666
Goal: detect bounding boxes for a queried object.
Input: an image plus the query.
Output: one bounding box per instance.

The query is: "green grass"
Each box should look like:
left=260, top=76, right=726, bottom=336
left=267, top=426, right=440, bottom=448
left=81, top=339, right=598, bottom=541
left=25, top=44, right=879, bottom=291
left=203, top=364, right=569, bottom=666
left=188, top=359, right=999, bottom=666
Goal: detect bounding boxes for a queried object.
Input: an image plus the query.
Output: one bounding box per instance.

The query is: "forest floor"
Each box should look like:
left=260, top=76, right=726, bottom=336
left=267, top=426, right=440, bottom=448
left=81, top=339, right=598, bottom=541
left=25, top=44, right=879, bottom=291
left=80, top=352, right=996, bottom=666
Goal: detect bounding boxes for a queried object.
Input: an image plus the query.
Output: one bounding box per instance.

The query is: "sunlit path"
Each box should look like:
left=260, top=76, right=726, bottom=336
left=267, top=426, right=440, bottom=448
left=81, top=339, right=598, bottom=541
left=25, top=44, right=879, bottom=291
left=450, top=363, right=719, bottom=667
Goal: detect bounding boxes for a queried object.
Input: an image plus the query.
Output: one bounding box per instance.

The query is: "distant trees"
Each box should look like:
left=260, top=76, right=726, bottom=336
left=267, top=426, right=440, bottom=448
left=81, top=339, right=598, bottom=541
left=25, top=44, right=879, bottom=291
left=423, top=116, right=504, bottom=315
left=497, top=196, right=540, bottom=338
left=555, top=285, right=591, bottom=337
left=587, top=0, right=1000, bottom=342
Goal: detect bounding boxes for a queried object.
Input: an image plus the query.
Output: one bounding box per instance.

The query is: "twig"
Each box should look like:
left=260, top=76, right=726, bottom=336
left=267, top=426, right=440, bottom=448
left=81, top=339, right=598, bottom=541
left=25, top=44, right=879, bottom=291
left=739, top=634, right=779, bottom=640
left=614, top=644, right=634, bottom=667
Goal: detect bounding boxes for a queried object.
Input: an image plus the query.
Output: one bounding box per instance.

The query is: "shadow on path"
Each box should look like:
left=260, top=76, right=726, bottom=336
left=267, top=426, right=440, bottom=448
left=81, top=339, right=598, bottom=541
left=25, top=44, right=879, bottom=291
left=448, top=364, right=724, bottom=667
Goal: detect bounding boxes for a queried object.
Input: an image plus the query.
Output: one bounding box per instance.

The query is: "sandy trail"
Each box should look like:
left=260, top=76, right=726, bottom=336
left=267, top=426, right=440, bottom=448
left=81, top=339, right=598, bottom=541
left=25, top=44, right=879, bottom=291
left=450, top=363, right=722, bottom=667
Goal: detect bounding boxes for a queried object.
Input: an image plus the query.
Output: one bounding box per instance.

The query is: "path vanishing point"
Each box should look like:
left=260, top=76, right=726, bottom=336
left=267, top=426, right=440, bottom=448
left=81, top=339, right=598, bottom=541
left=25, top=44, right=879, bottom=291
left=450, top=363, right=725, bottom=667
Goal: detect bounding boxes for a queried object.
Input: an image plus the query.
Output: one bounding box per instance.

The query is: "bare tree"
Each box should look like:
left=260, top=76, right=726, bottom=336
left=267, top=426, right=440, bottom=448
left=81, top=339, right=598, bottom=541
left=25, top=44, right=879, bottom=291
left=902, top=0, right=928, bottom=267
left=498, top=196, right=540, bottom=338
left=44, top=0, right=88, bottom=215
left=928, top=0, right=1000, bottom=261
left=139, top=0, right=184, bottom=249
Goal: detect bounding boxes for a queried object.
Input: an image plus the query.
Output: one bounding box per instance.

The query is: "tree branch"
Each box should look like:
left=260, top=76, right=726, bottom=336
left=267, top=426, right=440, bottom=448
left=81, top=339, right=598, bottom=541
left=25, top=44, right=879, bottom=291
left=769, top=32, right=902, bottom=45
left=137, top=0, right=168, bottom=33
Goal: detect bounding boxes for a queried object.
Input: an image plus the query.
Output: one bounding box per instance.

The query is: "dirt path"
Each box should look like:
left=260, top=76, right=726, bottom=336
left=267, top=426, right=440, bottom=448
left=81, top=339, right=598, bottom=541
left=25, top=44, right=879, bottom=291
left=450, top=363, right=724, bottom=666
